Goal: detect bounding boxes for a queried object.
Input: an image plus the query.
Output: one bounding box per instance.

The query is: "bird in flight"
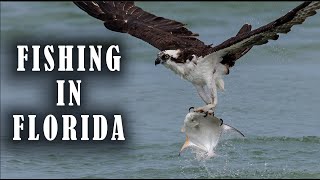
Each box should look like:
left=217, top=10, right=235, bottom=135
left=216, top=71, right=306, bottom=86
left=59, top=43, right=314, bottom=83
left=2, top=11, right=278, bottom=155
left=73, top=1, right=320, bottom=115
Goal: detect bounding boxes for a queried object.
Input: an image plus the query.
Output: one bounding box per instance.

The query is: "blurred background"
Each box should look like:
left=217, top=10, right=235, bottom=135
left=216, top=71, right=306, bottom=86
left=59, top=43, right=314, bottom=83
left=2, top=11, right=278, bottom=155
left=1, top=2, right=320, bottom=178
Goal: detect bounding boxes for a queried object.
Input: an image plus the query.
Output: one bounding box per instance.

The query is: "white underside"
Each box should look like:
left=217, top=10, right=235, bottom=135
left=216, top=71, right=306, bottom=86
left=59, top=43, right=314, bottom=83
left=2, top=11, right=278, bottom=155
left=163, top=52, right=228, bottom=111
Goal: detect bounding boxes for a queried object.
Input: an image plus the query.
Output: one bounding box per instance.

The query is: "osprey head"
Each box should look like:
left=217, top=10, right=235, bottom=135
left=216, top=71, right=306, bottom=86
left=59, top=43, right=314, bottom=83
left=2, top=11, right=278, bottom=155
left=155, top=49, right=181, bottom=66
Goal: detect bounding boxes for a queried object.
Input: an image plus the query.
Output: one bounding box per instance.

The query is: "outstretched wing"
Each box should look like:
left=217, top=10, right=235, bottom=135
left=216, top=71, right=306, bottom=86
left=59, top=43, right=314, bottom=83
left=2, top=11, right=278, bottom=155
left=73, top=1, right=208, bottom=51
left=214, top=1, right=320, bottom=67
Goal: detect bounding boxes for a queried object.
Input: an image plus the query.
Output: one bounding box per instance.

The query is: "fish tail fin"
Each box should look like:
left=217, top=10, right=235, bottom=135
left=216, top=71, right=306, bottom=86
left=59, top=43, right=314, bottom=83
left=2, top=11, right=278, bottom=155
left=222, top=124, right=245, bottom=137
left=179, top=136, right=191, bottom=156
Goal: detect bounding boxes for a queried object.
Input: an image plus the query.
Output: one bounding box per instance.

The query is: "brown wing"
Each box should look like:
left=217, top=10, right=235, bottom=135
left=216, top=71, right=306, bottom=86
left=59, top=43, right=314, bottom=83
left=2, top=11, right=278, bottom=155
left=212, top=1, right=320, bottom=67
left=221, top=24, right=253, bottom=67
left=73, top=1, right=209, bottom=51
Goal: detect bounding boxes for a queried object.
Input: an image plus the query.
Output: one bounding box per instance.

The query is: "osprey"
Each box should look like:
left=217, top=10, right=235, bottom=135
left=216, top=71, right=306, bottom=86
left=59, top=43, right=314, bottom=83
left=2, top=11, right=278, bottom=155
left=74, top=1, right=320, bottom=115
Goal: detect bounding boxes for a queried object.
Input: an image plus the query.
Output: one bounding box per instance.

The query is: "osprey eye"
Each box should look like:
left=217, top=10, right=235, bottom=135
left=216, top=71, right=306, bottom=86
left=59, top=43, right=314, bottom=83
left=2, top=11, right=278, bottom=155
left=162, top=54, right=170, bottom=60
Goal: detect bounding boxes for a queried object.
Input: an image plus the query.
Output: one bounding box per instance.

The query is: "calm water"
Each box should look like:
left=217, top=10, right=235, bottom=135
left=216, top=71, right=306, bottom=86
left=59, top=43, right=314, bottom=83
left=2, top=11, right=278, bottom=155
left=1, top=2, right=320, bottom=179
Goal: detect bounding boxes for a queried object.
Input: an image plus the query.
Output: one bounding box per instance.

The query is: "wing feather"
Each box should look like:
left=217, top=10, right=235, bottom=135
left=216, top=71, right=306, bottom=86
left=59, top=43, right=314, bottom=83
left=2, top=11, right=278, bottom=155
left=74, top=1, right=319, bottom=65
left=73, top=1, right=208, bottom=51
left=212, top=1, right=320, bottom=67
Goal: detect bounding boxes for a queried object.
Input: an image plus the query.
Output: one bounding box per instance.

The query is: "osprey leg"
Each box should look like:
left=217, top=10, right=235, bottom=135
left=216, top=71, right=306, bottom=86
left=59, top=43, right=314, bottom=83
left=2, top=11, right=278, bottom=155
left=194, top=79, right=217, bottom=114
left=195, top=85, right=211, bottom=104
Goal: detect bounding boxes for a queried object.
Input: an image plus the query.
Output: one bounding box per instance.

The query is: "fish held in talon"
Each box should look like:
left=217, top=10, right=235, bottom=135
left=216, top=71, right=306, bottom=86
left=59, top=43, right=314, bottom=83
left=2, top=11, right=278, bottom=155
left=179, top=112, right=245, bottom=158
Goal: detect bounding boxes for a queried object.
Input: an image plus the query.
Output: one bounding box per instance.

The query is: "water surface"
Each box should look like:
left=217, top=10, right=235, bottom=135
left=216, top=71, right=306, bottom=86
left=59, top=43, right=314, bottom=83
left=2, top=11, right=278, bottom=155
left=1, top=2, right=320, bottom=179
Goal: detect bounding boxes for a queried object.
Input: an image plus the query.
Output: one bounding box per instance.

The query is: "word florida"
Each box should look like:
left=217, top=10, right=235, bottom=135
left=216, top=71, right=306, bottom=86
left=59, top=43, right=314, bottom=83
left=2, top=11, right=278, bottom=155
left=12, top=114, right=125, bottom=141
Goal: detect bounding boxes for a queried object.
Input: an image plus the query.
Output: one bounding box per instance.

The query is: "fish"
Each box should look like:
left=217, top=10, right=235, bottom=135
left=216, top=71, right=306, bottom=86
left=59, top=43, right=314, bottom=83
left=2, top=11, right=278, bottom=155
left=179, top=111, right=245, bottom=158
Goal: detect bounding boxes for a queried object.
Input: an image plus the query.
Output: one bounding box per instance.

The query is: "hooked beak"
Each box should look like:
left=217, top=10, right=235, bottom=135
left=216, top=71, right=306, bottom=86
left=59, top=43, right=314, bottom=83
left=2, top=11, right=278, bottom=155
left=155, top=58, right=161, bottom=66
